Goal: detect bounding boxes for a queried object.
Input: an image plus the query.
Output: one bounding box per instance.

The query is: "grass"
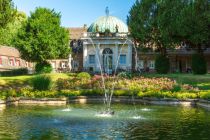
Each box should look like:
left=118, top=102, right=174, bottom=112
left=0, top=73, right=71, bottom=90
left=142, top=74, right=210, bottom=90
left=1, top=73, right=210, bottom=91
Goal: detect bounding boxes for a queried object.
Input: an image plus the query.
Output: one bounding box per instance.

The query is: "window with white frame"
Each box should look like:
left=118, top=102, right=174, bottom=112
left=89, top=55, right=95, bottom=64
left=61, top=62, right=66, bottom=68
left=9, top=58, right=14, bottom=66
left=138, top=60, right=144, bottom=69
left=148, top=60, right=155, bottom=69
left=16, top=60, right=20, bottom=66
left=51, top=62, right=56, bottom=69
left=25, top=62, right=28, bottom=67
left=119, top=54, right=126, bottom=64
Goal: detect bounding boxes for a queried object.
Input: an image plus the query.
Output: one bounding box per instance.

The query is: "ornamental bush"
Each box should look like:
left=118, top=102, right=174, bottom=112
left=35, top=61, right=53, bottom=74
left=77, top=72, right=91, bottom=80
left=31, top=75, right=53, bottom=91
left=192, top=54, right=207, bottom=75
left=155, top=55, right=170, bottom=74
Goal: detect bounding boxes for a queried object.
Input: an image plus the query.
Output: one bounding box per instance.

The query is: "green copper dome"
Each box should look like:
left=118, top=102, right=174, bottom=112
left=88, top=16, right=129, bottom=33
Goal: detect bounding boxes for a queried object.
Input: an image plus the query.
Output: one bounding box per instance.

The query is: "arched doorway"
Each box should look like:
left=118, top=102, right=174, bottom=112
left=103, top=48, right=113, bottom=74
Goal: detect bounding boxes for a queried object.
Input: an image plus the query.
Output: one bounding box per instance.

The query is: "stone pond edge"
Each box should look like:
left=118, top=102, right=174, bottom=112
left=0, top=96, right=210, bottom=110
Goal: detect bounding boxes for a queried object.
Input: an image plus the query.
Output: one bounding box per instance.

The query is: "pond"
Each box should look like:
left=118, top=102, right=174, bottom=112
left=0, top=104, right=210, bottom=140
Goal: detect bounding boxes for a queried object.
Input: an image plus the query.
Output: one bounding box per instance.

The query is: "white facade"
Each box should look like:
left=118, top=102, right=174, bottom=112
left=82, top=37, right=133, bottom=73
left=70, top=8, right=134, bottom=74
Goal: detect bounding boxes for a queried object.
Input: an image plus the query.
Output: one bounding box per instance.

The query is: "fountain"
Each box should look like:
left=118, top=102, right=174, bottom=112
left=80, top=7, right=141, bottom=117
left=82, top=36, right=139, bottom=117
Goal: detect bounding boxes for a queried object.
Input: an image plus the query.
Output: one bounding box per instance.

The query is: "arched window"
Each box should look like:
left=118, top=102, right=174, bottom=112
left=102, top=48, right=113, bottom=54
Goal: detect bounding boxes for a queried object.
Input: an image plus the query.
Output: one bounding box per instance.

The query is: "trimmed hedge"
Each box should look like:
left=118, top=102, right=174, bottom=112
left=0, top=68, right=28, bottom=76
left=192, top=54, right=207, bottom=75
left=35, top=61, right=53, bottom=74
left=155, top=55, right=170, bottom=74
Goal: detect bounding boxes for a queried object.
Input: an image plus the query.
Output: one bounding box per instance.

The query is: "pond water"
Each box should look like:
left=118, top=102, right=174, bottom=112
left=0, top=104, right=210, bottom=140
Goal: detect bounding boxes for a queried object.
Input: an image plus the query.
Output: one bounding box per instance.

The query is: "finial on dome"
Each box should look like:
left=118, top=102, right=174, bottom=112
left=105, top=7, right=109, bottom=16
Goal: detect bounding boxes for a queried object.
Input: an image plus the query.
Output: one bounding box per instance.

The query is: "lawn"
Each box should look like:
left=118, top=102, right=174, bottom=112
left=1, top=73, right=210, bottom=91
left=0, top=73, right=71, bottom=90
left=142, top=74, right=210, bottom=90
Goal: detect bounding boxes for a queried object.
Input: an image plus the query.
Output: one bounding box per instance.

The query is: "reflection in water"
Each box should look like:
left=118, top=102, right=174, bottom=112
left=61, top=108, right=72, bottom=112
left=141, top=108, right=152, bottom=111
left=131, top=116, right=145, bottom=120
left=0, top=104, right=210, bottom=139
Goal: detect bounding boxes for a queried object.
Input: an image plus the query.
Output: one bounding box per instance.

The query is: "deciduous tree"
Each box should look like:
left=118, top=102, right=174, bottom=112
left=0, top=11, right=26, bottom=46
left=0, top=0, right=15, bottom=28
left=15, top=7, right=70, bottom=63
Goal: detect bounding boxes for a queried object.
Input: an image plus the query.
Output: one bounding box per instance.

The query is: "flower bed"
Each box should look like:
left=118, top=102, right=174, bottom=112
left=1, top=88, right=210, bottom=100
left=1, top=73, right=209, bottom=100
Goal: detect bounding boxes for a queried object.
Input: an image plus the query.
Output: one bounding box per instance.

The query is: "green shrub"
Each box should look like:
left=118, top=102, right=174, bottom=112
left=199, top=91, right=210, bottom=99
left=31, top=75, right=53, bottom=91
left=59, top=90, right=81, bottom=97
left=171, top=85, right=182, bottom=92
left=0, top=91, right=11, bottom=99
left=114, top=90, right=131, bottom=96
left=81, top=89, right=103, bottom=96
left=137, top=91, right=172, bottom=98
left=77, top=72, right=91, bottom=80
left=20, top=88, right=57, bottom=98
left=174, top=92, right=198, bottom=99
left=0, top=89, right=20, bottom=99
left=0, top=68, right=28, bottom=76
left=155, top=55, right=170, bottom=74
left=117, top=72, right=132, bottom=79
left=35, top=61, right=53, bottom=74
left=137, top=90, right=198, bottom=99
left=192, top=54, right=207, bottom=74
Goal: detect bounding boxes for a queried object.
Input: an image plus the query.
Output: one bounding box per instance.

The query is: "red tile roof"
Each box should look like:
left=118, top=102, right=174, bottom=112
left=0, top=46, right=20, bottom=58
left=68, top=27, right=87, bottom=40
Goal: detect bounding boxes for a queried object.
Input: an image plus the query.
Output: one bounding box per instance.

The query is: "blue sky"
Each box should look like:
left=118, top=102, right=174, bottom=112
left=13, top=0, right=136, bottom=27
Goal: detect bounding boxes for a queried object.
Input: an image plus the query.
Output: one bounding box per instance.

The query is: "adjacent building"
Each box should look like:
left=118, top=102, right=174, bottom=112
left=138, top=47, right=210, bottom=73
left=70, top=8, right=210, bottom=74
left=0, top=46, right=34, bottom=71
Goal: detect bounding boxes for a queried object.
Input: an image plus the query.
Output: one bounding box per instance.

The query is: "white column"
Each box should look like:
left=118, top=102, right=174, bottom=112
left=68, top=54, right=72, bottom=71
left=83, top=43, right=88, bottom=69
left=114, top=43, right=118, bottom=69
left=127, top=44, right=132, bottom=68
left=96, top=44, right=101, bottom=72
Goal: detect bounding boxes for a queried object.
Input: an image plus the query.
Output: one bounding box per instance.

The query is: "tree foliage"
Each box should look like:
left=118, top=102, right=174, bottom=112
left=192, top=54, right=207, bottom=74
left=35, top=61, right=53, bottom=74
left=128, top=0, right=210, bottom=54
left=155, top=54, right=170, bottom=74
left=128, top=0, right=177, bottom=56
left=0, top=0, right=15, bottom=28
left=0, top=11, right=26, bottom=46
left=171, top=0, right=210, bottom=51
left=14, top=7, right=70, bottom=63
